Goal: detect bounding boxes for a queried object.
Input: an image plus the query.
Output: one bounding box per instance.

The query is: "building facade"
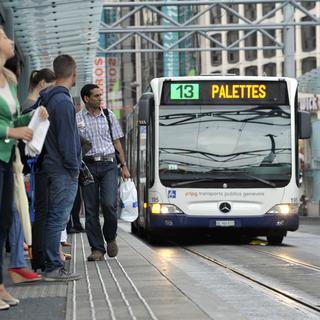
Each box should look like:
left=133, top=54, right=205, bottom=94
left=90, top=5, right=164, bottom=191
left=200, top=2, right=320, bottom=78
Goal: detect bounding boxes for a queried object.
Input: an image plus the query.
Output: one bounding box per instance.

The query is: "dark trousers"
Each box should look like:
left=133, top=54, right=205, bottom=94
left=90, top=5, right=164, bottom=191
left=31, top=172, right=48, bottom=271
left=82, top=160, right=118, bottom=254
left=0, top=230, right=6, bottom=284
left=0, top=156, right=14, bottom=284
left=67, top=186, right=83, bottom=230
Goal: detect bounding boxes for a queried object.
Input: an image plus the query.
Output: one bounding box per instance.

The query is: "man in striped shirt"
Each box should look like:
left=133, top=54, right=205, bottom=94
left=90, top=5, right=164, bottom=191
left=77, top=84, right=130, bottom=261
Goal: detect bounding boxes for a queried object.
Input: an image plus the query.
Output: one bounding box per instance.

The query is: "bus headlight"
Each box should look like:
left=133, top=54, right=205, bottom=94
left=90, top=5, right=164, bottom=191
left=150, top=203, right=183, bottom=214
left=267, top=204, right=299, bottom=216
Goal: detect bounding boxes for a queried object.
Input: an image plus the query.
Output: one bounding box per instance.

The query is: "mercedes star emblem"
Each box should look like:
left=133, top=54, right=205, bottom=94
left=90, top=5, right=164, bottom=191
left=219, top=202, right=231, bottom=213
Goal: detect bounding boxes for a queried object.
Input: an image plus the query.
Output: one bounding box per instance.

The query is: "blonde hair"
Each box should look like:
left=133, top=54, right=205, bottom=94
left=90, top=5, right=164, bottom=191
left=0, top=27, right=17, bottom=85
left=1, top=65, right=17, bottom=85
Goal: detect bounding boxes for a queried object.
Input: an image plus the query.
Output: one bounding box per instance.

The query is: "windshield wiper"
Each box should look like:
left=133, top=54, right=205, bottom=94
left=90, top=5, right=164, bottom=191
left=171, top=178, right=218, bottom=187
left=239, top=172, right=277, bottom=188
left=170, top=172, right=277, bottom=188
left=211, top=169, right=277, bottom=188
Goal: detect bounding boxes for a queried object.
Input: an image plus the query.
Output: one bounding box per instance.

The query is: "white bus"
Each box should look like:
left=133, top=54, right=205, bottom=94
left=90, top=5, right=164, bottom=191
left=126, top=76, right=310, bottom=244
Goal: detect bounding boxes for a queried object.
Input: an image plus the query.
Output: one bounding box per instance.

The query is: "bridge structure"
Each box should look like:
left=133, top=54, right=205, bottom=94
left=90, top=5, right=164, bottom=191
left=1, top=1, right=320, bottom=96
left=100, top=0, right=320, bottom=93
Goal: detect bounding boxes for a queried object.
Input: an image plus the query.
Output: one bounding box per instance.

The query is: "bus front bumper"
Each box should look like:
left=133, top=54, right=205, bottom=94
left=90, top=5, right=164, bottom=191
left=149, top=213, right=299, bottom=232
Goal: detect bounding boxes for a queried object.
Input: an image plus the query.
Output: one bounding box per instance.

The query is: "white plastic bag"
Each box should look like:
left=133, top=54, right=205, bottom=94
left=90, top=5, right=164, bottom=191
left=119, top=179, right=138, bottom=222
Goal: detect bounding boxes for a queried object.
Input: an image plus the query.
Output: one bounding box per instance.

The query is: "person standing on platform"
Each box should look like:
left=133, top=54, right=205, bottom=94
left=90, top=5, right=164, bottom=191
left=0, top=26, right=47, bottom=310
left=78, top=84, right=130, bottom=261
left=67, top=186, right=86, bottom=234
left=20, top=68, right=56, bottom=272
left=67, top=99, right=86, bottom=235
left=22, top=68, right=56, bottom=111
left=40, top=54, right=81, bottom=281
left=2, top=58, right=48, bottom=282
left=7, top=201, right=42, bottom=283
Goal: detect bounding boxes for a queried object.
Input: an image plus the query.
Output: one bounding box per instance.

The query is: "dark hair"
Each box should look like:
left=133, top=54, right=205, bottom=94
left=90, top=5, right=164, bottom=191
left=80, top=84, right=99, bottom=103
left=53, top=54, right=76, bottom=79
left=28, top=68, right=56, bottom=91
left=4, top=55, right=20, bottom=78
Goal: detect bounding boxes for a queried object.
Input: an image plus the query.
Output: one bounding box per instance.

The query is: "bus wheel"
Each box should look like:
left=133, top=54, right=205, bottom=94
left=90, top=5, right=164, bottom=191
left=131, top=221, right=138, bottom=235
left=131, top=221, right=144, bottom=238
left=146, top=229, right=162, bottom=245
left=267, top=234, right=284, bottom=245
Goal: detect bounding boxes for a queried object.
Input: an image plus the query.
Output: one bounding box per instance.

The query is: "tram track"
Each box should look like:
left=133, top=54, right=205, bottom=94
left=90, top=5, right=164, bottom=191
left=119, top=225, right=320, bottom=319
left=246, top=246, right=320, bottom=273
left=182, top=245, right=320, bottom=315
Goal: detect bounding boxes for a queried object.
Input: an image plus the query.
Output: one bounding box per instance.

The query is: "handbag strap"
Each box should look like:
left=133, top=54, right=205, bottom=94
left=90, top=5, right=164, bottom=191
left=103, top=108, right=114, bottom=142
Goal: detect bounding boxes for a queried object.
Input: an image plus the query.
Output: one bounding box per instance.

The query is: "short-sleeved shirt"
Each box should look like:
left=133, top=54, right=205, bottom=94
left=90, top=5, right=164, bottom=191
left=76, top=108, right=123, bottom=156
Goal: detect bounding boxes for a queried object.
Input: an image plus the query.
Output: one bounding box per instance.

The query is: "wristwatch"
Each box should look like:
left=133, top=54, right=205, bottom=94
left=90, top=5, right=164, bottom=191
left=120, top=162, right=127, bottom=168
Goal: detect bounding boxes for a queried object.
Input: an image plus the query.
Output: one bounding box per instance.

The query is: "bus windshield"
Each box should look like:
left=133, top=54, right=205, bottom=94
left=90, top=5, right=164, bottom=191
left=159, top=104, right=291, bottom=188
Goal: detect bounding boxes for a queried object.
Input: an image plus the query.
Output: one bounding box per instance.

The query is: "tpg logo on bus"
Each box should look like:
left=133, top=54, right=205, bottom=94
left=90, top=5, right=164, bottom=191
left=168, top=190, right=176, bottom=198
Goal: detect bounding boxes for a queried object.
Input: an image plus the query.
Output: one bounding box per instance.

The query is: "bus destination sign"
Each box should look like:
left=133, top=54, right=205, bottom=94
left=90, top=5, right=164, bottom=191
left=161, top=80, right=289, bottom=105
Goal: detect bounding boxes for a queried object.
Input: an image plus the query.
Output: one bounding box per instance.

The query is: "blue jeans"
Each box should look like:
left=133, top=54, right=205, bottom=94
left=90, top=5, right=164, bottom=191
left=9, top=200, right=28, bottom=268
left=44, top=174, right=78, bottom=272
left=82, top=159, right=118, bottom=253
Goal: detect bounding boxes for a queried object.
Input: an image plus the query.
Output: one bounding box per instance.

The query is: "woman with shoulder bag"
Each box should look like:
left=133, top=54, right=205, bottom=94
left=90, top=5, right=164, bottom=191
left=0, top=27, right=48, bottom=311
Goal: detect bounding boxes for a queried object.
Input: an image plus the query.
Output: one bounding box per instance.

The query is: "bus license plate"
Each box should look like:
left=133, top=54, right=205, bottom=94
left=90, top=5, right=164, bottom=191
left=216, top=220, right=235, bottom=227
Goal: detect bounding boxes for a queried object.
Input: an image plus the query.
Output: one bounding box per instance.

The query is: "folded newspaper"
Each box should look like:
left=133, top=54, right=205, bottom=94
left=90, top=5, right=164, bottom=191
left=24, top=108, right=50, bottom=157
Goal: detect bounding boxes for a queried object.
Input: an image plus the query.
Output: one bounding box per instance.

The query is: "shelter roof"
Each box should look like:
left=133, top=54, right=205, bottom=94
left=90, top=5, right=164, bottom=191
left=1, top=0, right=103, bottom=92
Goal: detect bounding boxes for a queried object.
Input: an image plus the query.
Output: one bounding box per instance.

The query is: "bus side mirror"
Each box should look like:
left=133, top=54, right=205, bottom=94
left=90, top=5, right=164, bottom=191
left=298, top=111, right=311, bottom=139
left=138, top=93, right=154, bottom=126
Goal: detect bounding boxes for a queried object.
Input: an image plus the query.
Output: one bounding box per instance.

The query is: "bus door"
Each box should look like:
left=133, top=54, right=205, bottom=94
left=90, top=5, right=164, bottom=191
left=138, top=125, right=147, bottom=225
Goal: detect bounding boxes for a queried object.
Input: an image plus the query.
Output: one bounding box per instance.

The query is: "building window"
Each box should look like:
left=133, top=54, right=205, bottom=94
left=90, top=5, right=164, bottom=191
left=301, top=57, right=316, bottom=74
left=227, top=31, right=239, bottom=63
left=244, top=4, right=256, bottom=21
left=301, top=16, right=316, bottom=52
left=263, top=63, right=276, bottom=76
left=210, top=6, right=221, bottom=24
left=245, top=31, right=257, bottom=61
left=226, top=4, right=239, bottom=23
left=245, top=66, right=258, bottom=76
left=301, top=1, right=315, bottom=10
left=262, top=3, right=276, bottom=18
left=228, top=68, right=240, bottom=75
left=210, top=34, right=222, bottom=66
left=263, top=30, right=276, bottom=58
